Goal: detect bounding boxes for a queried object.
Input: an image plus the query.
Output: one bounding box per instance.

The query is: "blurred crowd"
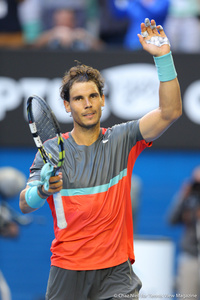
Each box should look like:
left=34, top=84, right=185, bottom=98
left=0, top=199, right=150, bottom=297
left=0, top=0, right=200, bottom=52
left=168, top=166, right=200, bottom=299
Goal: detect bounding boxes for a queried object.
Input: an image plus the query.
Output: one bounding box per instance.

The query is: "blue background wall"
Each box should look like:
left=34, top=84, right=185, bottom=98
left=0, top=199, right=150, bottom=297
left=0, top=147, right=200, bottom=300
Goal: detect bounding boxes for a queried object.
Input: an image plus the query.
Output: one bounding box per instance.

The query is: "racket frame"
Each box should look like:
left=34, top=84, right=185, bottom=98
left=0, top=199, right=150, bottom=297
left=27, top=95, right=67, bottom=229
left=27, top=95, right=65, bottom=171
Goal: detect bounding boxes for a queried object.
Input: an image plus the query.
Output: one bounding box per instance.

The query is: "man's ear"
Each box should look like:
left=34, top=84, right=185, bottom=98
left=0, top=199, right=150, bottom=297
left=64, top=100, right=71, bottom=113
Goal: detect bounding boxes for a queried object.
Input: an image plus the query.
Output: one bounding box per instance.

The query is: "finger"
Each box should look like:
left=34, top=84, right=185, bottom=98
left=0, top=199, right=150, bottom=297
left=141, top=23, right=147, bottom=33
left=137, top=33, right=145, bottom=44
left=140, top=23, right=149, bottom=39
left=137, top=34, right=149, bottom=51
left=145, top=18, right=152, bottom=35
left=49, top=175, right=61, bottom=184
left=49, top=179, right=63, bottom=190
left=150, top=19, right=158, bottom=34
left=157, top=25, right=166, bottom=37
left=145, top=18, right=151, bottom=27
left=39, top=180, right=62, bottom=196
left=47, top=186, right=62, bottom=195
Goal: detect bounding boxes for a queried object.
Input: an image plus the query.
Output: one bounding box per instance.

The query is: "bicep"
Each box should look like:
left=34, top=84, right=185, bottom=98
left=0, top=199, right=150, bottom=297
left=139, top=108, right=173, bottom=142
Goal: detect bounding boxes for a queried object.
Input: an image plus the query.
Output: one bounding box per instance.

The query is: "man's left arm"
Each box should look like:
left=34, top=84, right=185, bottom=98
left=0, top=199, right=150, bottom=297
left=138, top=19, right=182, bottom=142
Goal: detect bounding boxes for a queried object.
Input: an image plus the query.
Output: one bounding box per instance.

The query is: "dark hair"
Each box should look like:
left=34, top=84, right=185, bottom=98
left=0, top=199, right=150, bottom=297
left=60, top=62, right=104, bottom=102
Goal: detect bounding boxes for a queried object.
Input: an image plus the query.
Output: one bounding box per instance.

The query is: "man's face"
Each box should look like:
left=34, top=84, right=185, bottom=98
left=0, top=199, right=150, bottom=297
left=64, top=81, right=105, bottom=130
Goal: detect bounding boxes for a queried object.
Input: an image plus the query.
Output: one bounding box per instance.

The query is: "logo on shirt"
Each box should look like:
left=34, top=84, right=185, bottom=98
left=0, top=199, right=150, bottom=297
left=102, top=139, right=108, bottom=144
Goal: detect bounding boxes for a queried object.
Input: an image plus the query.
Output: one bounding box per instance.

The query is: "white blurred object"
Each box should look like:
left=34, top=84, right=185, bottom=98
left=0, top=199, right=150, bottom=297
left=0, top=270, right=11, bottom=300
left=0, top=167, right=26, bottom=199
left=164, top=0, right=200, bottom=53
left=134, top=238, right=175, bottom=298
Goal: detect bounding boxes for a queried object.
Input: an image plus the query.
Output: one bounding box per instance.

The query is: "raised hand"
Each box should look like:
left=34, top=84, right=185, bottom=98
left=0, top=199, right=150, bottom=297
left=138, top=18, right=170, bottom=57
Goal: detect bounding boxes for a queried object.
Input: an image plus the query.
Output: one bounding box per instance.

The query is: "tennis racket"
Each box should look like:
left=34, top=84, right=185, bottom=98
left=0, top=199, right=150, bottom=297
left=27, top=95, right=67, bottom=229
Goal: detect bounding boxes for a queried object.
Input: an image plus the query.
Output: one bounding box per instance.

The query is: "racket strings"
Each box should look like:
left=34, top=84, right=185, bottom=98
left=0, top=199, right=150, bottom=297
left=32, top=99, right=60, bottom=166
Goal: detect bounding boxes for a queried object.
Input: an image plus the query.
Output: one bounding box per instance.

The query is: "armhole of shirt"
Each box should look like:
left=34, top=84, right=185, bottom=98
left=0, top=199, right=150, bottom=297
left=136, top=120, right=144, bottom=141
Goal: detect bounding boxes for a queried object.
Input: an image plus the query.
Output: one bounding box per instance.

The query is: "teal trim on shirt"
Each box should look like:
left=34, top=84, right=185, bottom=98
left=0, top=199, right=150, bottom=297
left=60, top=169, right=127, bottom=197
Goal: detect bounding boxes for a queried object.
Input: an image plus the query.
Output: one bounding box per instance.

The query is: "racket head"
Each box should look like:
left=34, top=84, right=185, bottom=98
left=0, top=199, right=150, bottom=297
left=27, top=95, right=65, bottom=170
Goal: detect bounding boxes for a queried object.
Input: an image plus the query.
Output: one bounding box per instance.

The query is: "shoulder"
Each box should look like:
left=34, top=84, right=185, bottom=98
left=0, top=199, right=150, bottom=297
left=106, top=120, right=142, bottom=139
left=101, top=121, right=145, bottom=147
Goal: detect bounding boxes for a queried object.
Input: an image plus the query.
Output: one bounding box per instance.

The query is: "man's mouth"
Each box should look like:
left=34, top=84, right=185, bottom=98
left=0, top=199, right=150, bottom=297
left=83, top=112, right=95, bottom=117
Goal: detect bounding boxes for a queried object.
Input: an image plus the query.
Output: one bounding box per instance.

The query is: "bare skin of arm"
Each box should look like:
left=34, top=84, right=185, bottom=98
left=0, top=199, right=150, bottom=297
left=138, top=20, right=182, bottom=142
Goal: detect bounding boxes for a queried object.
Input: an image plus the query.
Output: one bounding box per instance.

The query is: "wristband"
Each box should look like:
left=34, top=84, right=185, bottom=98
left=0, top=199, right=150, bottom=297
left=25, top=186, right=46, bottom=209
left=153, top=51, right=177, bottom=82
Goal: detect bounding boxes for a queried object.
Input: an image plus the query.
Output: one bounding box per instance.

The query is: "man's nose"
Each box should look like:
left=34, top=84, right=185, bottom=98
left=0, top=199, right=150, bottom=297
left=85, top=98, right=92, bottom=107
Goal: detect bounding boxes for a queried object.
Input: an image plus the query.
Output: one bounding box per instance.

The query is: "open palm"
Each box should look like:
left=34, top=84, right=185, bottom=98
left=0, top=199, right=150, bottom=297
left=138, top=18, right=170, bottom=57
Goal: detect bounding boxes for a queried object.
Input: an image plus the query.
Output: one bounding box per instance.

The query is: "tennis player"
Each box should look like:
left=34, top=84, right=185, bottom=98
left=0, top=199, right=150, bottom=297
left=20, top=19, right=182, bottom=300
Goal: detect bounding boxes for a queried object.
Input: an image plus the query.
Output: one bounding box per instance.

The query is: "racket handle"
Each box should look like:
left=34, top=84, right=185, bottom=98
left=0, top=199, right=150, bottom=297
left=53, top=192, right=67, bottom=229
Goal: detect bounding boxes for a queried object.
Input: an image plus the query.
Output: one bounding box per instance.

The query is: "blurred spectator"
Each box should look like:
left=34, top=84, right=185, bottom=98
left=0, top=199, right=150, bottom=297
left=108, top=0, right=170, bottom=50
left=18, top=0, right=90, bottom=46
left=168, top=166, right=200, bottom=299
left=0, top=0, right=24, bottom=48
left=33, top=8, right=104, bottom=50
left=39, top=0, right=87, bottom=31
left=85, top=0, right=100, bottom=38
left=0, top=167, right=31, bottom=300
left=18, top=0, right=42, bottom=45
left=97, top=0, right=130, bottom=48
left=164, top=0, right=200, bottom=53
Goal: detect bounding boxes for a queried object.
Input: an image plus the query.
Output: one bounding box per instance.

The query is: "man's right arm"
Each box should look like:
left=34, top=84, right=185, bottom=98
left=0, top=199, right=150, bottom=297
left=19, top=173, right=63, bottom=214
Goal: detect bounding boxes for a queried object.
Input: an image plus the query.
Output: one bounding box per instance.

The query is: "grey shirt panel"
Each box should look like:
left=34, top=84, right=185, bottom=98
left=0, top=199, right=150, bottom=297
left=28, top=120, right=144, bottom=189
